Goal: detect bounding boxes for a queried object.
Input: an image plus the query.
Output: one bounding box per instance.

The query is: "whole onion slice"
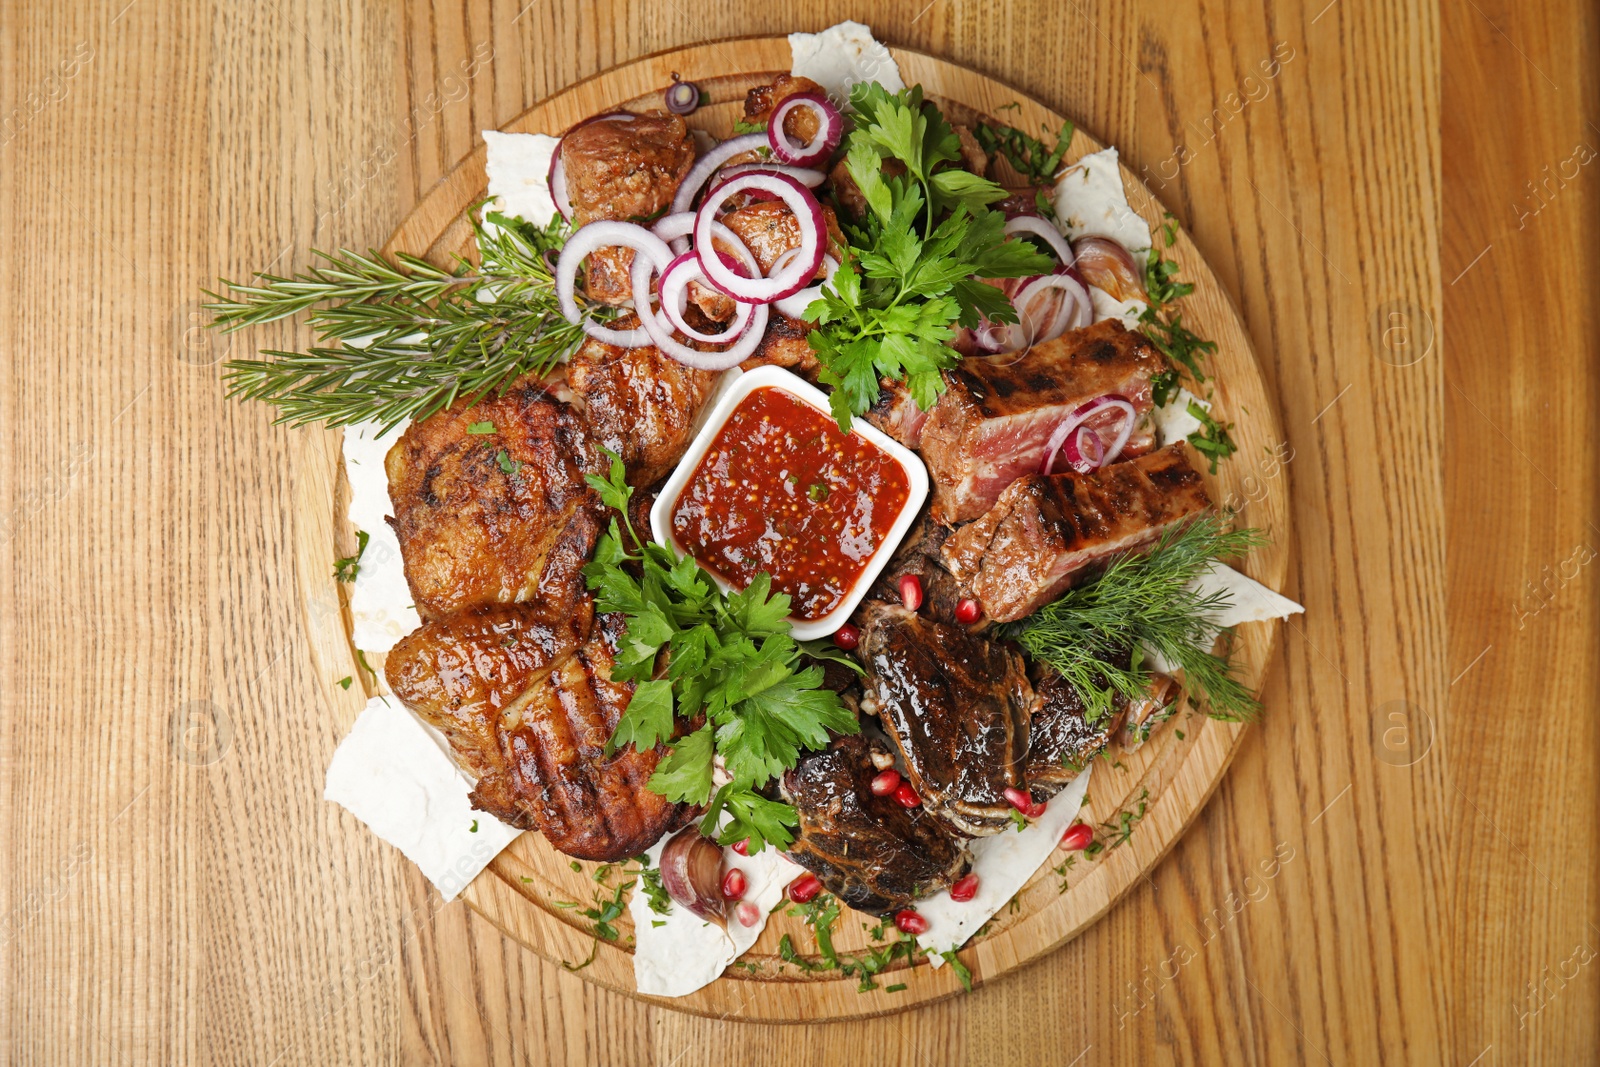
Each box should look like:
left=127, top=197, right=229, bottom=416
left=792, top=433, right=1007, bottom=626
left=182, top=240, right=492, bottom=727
left=695, top=173, right=824, bottom=302
left=1040, top=394, right=1138, bottom=475
left=659, top=827, right=727, bottom=924
left=1004, top=215, right=1078, bottom=266
left=547, top=112, right=636, bottom=222
left=767, top=92, right=843, bottom=167
left=714, top=162, right=827, bottom=188
left=554, top=219, right=673, bottom=348
left=669, top=132, right=768, bottom=216
left=630, top=246, right=770, bottom=370
left=770, top=248, right=839, bottom=320
left=1072, top=235, right=1147, bottom=302
left=657, top=250, right=756, bottom=343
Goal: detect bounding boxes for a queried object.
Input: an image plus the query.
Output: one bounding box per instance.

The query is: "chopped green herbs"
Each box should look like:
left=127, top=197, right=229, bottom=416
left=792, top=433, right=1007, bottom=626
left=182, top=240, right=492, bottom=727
left=779, top=893, right=931, bottom=993
left=1186, top=401, right=1239, bottom=473
left=971, top=107, right=1075, bottom=186
left=468, top=820, right=478, bottom=833
left=333, top=529, right=370, bottom=583
left=1001, top=516, right=1268, bottom=721
left=939, top=950, right=974, bottom=991
left=637, top=867, right=672, bottom=916
left=337, top=676, right=353, bottom=690
left=495, top=449, right=522, bottom=476
left=467, top=420, right=496, bottom=434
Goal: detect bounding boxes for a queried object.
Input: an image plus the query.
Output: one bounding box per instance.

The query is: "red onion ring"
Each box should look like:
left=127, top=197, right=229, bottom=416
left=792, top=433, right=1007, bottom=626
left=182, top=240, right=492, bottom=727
left=1011, top=271, right=1092, bottom=348
left=653, top=210, right=696, bottom=255
left=670, top=133, right=768, bottom=217
left=629, top=249, right=769, bottom=370
left=767, top=92, right=843, bottom=167
left=656, top=243, right=758, bottom=343
left=1040, top=395, right=1137, bottom=475
left=1004, top=215, right=1078, bottom=266
left=769, top=248, right=839, bottom=320
left=694, top=173, right=824, bottom=302
left=554, top=220, right=673, bottom=348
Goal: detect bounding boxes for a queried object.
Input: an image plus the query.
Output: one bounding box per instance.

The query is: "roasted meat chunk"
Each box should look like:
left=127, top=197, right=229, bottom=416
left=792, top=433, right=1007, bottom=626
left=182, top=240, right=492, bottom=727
left=865, top=516, right=964, bottom=626
left=386, top=378, right=604, bottom=619
left=863, top=378, right=930, bottom=450
left=941, top=443, right=1212, bottom=623
left=918, top=320, right=1167, bottom=523
left=740, top=312, right=820, bottom=377
left=857, top=603, right=1034, bottom=836
left=561, top=111, right=695, bottom=225
left=783, top=733, right=969, bottom=915
left=719, top=200, right=846, bottom=276
left=743, top=73, right=827, bottom=134
left=389, top=606, right=694, bottom=861
left=1024, top=664, right=1119, bottom=797
left=567, top=328, right=718, bottom=486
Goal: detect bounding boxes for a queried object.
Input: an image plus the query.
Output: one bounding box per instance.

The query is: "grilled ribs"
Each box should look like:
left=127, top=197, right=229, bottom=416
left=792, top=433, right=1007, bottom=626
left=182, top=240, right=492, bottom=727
left=941, top=442, right=1211, bottom=623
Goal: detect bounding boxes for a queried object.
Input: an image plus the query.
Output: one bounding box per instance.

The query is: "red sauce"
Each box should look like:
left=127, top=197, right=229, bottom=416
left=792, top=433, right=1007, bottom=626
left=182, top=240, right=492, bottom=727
left=671, top=386, right=911, bottom=621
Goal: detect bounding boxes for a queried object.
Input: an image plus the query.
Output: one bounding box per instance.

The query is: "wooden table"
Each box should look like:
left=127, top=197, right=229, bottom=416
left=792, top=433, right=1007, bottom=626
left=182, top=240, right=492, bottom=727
left=1, top=0, right=1591, bottom=1062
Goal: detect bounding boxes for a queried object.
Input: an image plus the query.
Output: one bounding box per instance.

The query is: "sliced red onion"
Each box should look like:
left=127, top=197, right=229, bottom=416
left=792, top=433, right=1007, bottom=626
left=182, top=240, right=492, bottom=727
left=694, top=173, right=824, bottom=302
left=714, top=162, right=827, bottom=188
left=555, top=219, right=673, bottom=348
left=670, top=133, right=768, bottom=216
left=653, top=210, right=697, bottom=255
left=767, top=92, right=843, bottom=167
left=1040, top=395, right=1138, bottom=475
left=770, top=249, right=839, bottom=320
left=1005, top=215, right=1078, bottom=266
left=630, top=245, right=769, bottom=370
left=657, top=250, right=756, bottom=343
left=1012, top=271, right=1092, bottom=347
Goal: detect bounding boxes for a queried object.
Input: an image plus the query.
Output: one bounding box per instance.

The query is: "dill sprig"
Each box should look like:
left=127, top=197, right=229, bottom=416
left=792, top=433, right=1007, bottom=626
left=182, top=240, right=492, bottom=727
left=207, top=211, right=589, bottom=433
left=1001, top=516, right=1269, bottom=722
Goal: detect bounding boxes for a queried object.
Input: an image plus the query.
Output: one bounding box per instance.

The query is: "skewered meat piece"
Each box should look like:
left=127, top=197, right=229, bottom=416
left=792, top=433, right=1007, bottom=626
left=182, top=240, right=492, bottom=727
left=386, top=377, right=604, bottom=620
left=567, top=326, right=719, bottom=487
left=856, top=602, right=1034, bottom=836
left=782, top=733, right=969, bottom=915
left=743, top=74, right=827, bottom=136
left=918, top=320, right=1167, bottom=523
left=389, top=604, right=695, bottom=861
left=941, top=442, right=1211, bottom=624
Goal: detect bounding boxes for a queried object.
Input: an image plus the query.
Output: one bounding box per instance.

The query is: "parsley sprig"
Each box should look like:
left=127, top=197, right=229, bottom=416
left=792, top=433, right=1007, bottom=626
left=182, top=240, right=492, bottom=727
left=581, top=452, right=859, bottom=854
left=806, top=85, right=1054, bottom=428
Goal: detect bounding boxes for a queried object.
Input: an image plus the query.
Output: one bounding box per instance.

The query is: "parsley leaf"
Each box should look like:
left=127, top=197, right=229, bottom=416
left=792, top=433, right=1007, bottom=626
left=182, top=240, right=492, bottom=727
left=333, top=529, right=370, bottom=583
left=467, top=420, right=495, bottom=434
left=1186, top=401, right=1239, bottom=473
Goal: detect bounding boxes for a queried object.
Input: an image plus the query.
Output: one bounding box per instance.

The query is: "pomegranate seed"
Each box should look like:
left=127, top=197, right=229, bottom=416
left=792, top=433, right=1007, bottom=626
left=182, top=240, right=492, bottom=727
left=832, top=623, right=860, bottom=650
left=949, top=873, right=980, bottom=902
left=721, top=868, right=747, bottom=900
left=736, top=901, right=761, bottom=927
left=731, top=838, right=750, bottom=856
left=955, top=598, right=982, bottom=624
left=1003, top=787, right=1033, bottom=813
left=899, top=574, right=924, bottom=611
left=869, top=769, right=902, bottom=796
left=1025, top=800, right=1048, bottom=818
left=894, top=909, right=930, bottom=934
left=893, top=782, right=921, bottom=808
left=787, top=872, right=823, bottom=903
left=1060, top=822, right=1094, bottom=851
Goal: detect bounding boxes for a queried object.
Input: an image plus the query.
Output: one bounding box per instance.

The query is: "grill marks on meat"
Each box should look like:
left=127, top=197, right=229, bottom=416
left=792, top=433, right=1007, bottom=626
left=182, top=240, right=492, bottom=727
left=919, top=321, right=1167, bottom=523
left=389, top=605, right=693, bottom=861
left=386, top=378, right=604, bottom=620
left=567, top=328, right=718, bottom=486
left=783, top=733, right=969, bottom=915
left=857, top=603, right=1034, bottom=836
left=941, top=443, right=1212, bottom=623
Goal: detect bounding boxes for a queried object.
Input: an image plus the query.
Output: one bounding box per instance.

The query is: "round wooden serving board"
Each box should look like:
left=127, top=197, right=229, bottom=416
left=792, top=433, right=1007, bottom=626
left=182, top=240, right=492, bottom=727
left=295, top=37, right=1292, bottom=1022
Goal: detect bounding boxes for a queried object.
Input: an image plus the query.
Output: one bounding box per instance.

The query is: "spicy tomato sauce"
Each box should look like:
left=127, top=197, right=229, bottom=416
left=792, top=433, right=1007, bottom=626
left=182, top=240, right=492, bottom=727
left=671, top=386, right=910, bottom=621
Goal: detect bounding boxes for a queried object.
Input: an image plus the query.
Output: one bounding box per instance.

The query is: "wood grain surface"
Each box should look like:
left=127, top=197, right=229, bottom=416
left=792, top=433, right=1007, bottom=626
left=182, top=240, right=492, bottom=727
left=0, top=0, right=1591, bottom=1063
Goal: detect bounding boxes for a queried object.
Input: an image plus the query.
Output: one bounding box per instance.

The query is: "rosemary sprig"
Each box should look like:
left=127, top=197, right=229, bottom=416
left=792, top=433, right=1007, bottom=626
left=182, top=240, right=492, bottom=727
left=207, top=211, right=589, bottom=433
left=1000, top=516, right=1269, bottom=721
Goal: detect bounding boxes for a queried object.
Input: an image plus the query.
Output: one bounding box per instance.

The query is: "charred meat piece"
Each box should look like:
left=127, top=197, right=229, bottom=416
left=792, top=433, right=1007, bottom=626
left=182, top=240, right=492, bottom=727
left=1024, top=663, right=1119, bottom=797
left=740, top=312, right=820, bottom=377
left=941, top=443, right=1212, bottom=623
left=865, top=516, right=964, bottom=626
left=567, top=327, right=718, bottom=486
left=918, top=320, right=1167, bottom=523
left=863, top=378, right=930, bottom=450
left=390, top=606, right=694, bottom=861
left=783, top=733, right=969, bottom=915
left=386, top=377, right=603, bottom=620
left=1117, top=672, right=1180, bottom=752
left=857, top=602, right=1034, bottom=836
left=561, top=111, right=695, bottom=225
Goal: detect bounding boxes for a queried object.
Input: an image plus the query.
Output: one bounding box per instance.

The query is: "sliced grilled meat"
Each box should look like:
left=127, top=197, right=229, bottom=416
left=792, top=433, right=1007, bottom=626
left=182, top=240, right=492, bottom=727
left=918, top=320, right=1167, bottom=523
left=863, top=378, right=930, bottom=450
left=942, top=443, right=1211, bottom=623
left=865, top=516, right=963, bottom=626
left=567, top=326, right=718, bottom=487
left=390, top=605, right=694, bottom=861
left=386, top=376, right=603, bottom=619
left=783, top=733, right=969, bottom=915
left=857, top=602, right=1034, bottom=836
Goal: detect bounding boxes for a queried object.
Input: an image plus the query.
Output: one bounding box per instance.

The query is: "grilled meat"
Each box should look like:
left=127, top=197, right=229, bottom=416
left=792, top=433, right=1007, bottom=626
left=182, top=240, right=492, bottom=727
left=719, top=199, right=846, bottom=276
left=782, top=733, right=969, bottom=915
left=918, top=320, right=1167, bottom=523
left=865, top=516, right=964, bottom=626
left=942, top=442, right=1211, bottom=623
left=567, top=326, right=718, bottom=486
left=857, top=602, right=1034, bottom=836
left=1117, top=672, right=1180, bottom=753
left=1024, top=664, right=1120, bottom=797
left=386, top=377, right=604, bottom=620
left=863, top=378, right=930, bottom=450
left=389, top=604, right=694, bottom=861
left=740, top=312, right=820, bottom=377
left=743, top=74, right=827, bottom=136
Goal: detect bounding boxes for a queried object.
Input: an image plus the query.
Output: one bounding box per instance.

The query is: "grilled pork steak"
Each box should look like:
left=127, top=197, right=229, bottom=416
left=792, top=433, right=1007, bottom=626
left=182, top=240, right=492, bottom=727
left=942, top=443, right=1211, bottom=623
left=567, top=326, right=718, bottom=487
left=783, top=733, right=969, bottom=915
left=857, top=603, right=1034, bottom=836
left=386, top=377, right=604, bottom=620
left=389, top=605, right=694, bottom=861
left=918, top=320, right=1167, bottom=523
